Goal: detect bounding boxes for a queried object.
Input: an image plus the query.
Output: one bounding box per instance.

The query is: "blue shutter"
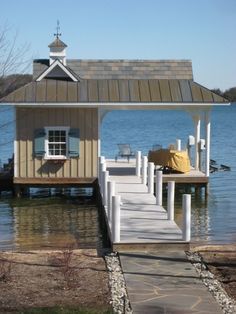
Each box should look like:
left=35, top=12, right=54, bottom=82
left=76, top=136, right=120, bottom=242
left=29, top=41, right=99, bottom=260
left=68, top=128, right=80, bottom=157
left=34, top=129, right=46, bottom=157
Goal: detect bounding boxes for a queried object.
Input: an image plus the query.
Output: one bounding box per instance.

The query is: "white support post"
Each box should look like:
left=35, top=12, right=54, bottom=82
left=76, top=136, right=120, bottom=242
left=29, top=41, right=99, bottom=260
left=102, top=170, right=109, bottom=207
left=194, top=115, right=201, bottom=170
left=148, top=162, right=155, bottom=194
left=176, top=139, right=181, bottom=151
left=107, top=181, right=115, bottom=225
left=205, top=111, right=211, bottom=177
left=112, top=195, right=121, bottom=242
left=142, top=156, right=148, bottom=185
left=136, top=151, right=141, bottom=177
left=156, top=170, right=163, bottom=206
left=167, top=181, right=175, bottom=221
left=182, top=194, right=191, bottom=242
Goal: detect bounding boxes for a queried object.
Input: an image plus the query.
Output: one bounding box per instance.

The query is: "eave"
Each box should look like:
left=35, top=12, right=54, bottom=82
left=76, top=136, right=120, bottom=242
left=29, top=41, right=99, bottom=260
left=0, top=79, right=229, bottom=106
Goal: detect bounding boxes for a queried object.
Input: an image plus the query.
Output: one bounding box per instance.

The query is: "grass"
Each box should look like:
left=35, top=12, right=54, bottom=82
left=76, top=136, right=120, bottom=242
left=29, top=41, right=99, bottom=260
left=18, top=307, right=112, bottom=314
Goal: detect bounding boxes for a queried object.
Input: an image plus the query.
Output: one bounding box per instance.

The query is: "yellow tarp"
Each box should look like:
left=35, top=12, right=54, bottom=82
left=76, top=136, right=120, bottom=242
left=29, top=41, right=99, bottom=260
left=148, top=149, right=190, bottom=173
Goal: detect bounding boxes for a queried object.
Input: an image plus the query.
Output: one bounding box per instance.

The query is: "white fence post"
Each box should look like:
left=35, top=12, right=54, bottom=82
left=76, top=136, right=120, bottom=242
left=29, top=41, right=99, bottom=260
left=99, top=162, right=106, bottom=196
left=136, top=151, right=141, bottom=177
left=156, top=170, right=163, bottom=206
left=148, top=162, right=154, bottom=194
left=102, top=170, right=109, bottom=207
left=176, top=139, right=181, bottom=151
left=142, top=156, right=148, bottom=185
left=182, top=194, right=191, bottom=241
left=107, top=181, right=115, bottom=225
left=167, top=181, right=175, bottom=220
left=112, top=195, right=121, bottom=242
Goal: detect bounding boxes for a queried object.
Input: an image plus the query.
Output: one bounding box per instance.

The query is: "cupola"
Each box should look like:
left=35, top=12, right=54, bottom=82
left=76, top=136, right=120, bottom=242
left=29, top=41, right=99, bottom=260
left=48, top=21, right=67, bottom=65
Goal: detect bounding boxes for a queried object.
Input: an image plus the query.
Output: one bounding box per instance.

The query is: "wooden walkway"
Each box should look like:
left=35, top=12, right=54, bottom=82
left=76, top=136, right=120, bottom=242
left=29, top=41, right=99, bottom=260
left=106, top=160, right=190, bottom=251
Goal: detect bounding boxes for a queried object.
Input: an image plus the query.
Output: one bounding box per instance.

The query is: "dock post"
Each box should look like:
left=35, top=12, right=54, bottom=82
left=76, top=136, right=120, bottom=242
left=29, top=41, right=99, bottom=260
left=112, top=195, right=121, bottom=242
left=102, top=170, right=109, bottom=207
left=156, top=170, right=163, bottom=206
left=107, top=181, right=115, bottom=225
left=167, top=181, right=175, bottom=220
left=136, top=151, right=141, bottom=177
left=142, top=156, right=148, bottom=185
left=176, top=139, right=181, bottom=151
left=148, top=162, right=154, bottom=194
left=99, top=162, right=106, bottom=196
left=182, top=194, right=191, bottom=241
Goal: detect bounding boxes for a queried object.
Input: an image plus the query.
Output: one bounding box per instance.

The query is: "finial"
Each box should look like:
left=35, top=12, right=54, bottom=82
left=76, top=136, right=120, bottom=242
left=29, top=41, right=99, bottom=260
left=54, top=20, right=61, bottom=38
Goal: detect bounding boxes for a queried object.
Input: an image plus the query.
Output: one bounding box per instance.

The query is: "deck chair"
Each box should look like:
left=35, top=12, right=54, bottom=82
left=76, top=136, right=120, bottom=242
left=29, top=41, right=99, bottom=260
left=115, top=144, right=135, bottom=162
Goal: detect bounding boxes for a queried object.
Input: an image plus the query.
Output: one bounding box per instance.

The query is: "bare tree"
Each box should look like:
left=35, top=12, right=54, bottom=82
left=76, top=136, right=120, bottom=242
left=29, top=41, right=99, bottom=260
left=0, top=23, right=32, bottom=98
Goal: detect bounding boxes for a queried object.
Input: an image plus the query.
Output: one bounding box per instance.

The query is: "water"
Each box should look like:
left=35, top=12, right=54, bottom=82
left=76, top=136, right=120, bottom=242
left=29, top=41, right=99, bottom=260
left=102, top=105, right=236, bottom=244
left=0, top=105, right=235, bottom=247
left=0, top=189, right=104, bottom=251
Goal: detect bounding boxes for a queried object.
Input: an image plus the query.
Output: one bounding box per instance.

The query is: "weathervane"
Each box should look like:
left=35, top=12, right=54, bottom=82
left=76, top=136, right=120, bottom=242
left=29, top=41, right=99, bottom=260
left=54, top=20, right=61, bottom=38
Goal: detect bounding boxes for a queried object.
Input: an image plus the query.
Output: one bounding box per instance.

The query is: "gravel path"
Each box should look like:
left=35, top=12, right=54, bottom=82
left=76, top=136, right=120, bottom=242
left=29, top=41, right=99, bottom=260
left=105, top=252, right=132, bottom=314
left=187, top=251, right=236, bottom=314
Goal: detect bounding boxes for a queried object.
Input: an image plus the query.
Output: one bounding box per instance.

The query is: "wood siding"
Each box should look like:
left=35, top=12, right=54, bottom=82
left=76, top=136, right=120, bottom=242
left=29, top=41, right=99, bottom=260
left=15, top=108, right=98, bottom=179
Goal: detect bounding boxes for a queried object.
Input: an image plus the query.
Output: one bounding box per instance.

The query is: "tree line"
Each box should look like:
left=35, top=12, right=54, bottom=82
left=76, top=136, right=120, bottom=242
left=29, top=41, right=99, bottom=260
left=211, top=87, right=236, bottom=102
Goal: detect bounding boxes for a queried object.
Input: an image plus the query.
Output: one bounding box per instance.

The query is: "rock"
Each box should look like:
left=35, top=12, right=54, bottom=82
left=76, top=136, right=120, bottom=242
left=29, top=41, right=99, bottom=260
left=187, top=251, right=236, bottom=314
left=105, top=252, right=132, bottom=314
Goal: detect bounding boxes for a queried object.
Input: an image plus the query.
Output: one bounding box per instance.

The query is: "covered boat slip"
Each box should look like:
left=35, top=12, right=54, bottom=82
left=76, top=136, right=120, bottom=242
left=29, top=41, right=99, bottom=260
left=0, top=51, right=230, bottom=189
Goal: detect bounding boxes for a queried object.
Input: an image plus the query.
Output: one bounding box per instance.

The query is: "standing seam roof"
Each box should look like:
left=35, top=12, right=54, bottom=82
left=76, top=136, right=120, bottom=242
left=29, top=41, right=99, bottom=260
left=0, top=79, right=228, bottom=104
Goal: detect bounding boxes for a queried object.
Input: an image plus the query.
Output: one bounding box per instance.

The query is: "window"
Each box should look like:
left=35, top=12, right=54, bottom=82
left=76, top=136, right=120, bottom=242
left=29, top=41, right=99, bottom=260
left=45, top=127, right=69, bottom=159
left=34, top=127, right=80, bottom=159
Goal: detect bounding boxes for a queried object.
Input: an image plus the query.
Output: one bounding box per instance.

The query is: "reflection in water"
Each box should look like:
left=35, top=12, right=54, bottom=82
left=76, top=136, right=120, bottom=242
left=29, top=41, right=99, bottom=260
left=0, top=188, right=103, bottom=251
left=164, top=189, right=211, bottom=244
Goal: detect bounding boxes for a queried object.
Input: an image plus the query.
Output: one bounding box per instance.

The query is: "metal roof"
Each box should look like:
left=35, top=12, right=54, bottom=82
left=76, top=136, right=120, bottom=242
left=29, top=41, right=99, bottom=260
left=48, top=38, right=67, bottom=48
left=0, top=79, right=228, bottom=104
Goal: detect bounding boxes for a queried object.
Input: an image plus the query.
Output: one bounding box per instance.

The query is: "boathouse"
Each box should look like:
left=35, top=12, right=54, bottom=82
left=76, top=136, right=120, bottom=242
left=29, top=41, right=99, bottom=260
left=0, top=34, right=229, bottom=192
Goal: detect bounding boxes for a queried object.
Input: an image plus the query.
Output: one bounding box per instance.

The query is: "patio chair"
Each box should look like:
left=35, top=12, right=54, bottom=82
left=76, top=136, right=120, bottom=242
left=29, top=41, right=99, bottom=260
left=115, top=144, right=135, bottom=162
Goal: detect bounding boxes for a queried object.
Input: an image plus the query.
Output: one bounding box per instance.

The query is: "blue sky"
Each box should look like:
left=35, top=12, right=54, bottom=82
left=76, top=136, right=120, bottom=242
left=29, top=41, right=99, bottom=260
left=0, top=0, right=235, bottom=90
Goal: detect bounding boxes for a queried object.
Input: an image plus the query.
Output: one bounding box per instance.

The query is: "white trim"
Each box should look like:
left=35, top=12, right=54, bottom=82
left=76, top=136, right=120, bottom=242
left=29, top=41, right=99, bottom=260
left=14, top=106, right=18, bottom=177
left=36, top=60, right=78, bottom=82
left=44, top=126, right=70, bottom=160
left=6, top=102, right=231, bottom=109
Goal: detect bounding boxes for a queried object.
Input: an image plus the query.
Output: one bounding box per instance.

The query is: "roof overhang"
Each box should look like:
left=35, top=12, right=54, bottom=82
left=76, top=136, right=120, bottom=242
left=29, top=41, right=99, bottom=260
left=0, top=79, right=229, bottom=106
left=5, top=102, right=230, bottom=111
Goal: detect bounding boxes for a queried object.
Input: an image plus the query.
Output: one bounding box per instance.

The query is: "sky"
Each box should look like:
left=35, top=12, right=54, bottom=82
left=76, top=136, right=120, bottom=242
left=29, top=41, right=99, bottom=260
left=0, top=0, right=235, bottom=90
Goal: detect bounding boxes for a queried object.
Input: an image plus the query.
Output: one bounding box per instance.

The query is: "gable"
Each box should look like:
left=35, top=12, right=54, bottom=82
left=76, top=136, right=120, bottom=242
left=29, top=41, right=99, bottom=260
left=36, top=59, right=79, bottom=82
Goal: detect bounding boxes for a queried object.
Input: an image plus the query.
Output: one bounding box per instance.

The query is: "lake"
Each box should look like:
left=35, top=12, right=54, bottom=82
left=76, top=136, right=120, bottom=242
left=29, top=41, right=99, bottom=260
left=0, top=104, right=235, bottom=248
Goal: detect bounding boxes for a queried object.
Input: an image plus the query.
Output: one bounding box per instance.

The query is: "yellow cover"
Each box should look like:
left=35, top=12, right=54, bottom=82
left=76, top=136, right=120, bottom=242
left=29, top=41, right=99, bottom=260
left=148, top=149, right=190, bottom=173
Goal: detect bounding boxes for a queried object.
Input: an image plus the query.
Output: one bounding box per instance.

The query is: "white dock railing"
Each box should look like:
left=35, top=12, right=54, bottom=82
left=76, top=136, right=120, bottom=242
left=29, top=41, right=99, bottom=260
left=98, top=153, right=191, bottom=243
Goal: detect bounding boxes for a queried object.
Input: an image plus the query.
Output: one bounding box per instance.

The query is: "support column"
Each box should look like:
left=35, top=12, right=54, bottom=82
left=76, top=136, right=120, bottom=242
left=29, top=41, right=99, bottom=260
left=205, top=111, right=211, bottom=177
left=194, top=114, right=201, bottom=170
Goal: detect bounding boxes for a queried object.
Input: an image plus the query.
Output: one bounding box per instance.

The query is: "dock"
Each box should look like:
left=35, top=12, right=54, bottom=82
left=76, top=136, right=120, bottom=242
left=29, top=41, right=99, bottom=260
left=106, top=159, right=196, bottom=251
left=104, top=160, right=223, bottom=313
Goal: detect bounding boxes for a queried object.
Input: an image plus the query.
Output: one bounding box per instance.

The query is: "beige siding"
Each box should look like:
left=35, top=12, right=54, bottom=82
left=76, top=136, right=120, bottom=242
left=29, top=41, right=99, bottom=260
left=16, top=107, right=98, bottom=179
